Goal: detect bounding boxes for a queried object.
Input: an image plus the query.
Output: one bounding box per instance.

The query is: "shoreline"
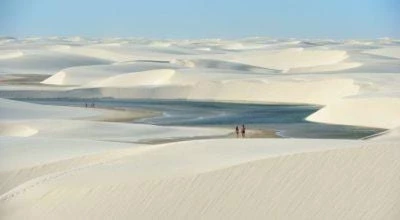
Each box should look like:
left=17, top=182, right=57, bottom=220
left=92, top=106, right=282, bottom=141
left=7, top=98, right=382, bottom=140
left=83, top=105, right=162, bottom=122
left=137, top=129, right=281, bottom=145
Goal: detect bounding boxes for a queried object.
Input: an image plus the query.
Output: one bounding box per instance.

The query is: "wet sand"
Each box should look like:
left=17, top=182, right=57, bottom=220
left=86, top=106, right=161, bottom=122
left=88, top=106, right=281, bottom=144
left=138, top=129, right=280, bottom=145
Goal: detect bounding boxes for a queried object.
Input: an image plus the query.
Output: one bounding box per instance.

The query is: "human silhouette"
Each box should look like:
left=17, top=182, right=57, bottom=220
left=241, top=124, right=246, bottom=138
left=235, top=125, right=239, bottom=137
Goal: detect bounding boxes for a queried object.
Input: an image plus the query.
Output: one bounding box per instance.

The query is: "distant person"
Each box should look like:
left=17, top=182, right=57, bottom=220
left=241, top=124, right=246, bottom=138
left=91, top=103, right=95, bottom=108
left=85, top=103, right=88, bottom=108
left=235, top=125, right=239, bottom=137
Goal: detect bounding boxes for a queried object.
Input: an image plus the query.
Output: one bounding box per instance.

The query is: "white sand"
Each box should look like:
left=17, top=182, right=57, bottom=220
left=1, top=136, right=399, bottom=219
left=1, top=37, right=400, bottom=219
left=307, top=97, right=400, bottom=129
left=363, top=46, right=400, bottom=59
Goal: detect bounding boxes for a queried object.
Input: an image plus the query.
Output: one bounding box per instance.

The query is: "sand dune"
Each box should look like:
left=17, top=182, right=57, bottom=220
left=1, top=37, right=400, bottom=219
left=41, top=62, right=179, bottom=86
left=222, top=48, right=349, bottom=70
left=0, top=50, right=110, bottom=75
left=0, top=136, right=147, bottom=196
left=0, top=98, right=97, bottom=120
left=307, top=97, right=400, bottom=129
left=0, top=124, right=37, bottom=137
left=0, top=51, right=23, bottom=60
left=364, top=47, right=400, bottom=59
left=48, top=45, right=135, bottom=62
left=0, top=139, right=398, bottom=219
left=286, top=62, right=362, bottom=73
left=8, top=119, right=230, bottom=143
left=89, top=69, right=176, bottom=87
left=0, top=137, right=142, bottom=173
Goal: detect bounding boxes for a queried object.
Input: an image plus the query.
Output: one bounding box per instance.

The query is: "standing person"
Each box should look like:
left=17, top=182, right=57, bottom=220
left=235, top=125, right=239, bottom=138
left=241, top=124, right=246, bottom=138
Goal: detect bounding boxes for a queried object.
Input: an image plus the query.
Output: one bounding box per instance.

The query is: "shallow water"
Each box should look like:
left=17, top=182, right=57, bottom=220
left=16, top=98, right=385, bottom=139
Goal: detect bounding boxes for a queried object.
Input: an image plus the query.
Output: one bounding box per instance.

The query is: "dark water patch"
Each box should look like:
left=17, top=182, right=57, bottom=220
left=13, top=98, right=385, bottom=139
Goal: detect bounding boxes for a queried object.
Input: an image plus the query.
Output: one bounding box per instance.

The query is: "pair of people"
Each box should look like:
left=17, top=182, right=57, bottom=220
left=235, top=124, right=246, bottom=138
left=85, top=103, right=95, bottom=108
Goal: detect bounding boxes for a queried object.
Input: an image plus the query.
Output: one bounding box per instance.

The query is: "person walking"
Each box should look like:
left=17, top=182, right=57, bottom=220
left=241, top=124, right=246, bottom=138
left=235, top=125, right=240, bottom=138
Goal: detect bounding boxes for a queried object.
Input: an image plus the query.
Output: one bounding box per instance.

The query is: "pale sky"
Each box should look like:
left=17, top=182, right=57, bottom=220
left=1, top=0, right=399, bottom=38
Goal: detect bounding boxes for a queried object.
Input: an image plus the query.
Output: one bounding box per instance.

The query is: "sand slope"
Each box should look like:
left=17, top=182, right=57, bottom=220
left=307, top=97, right=400, bottom=129
left=0, top=139, right=398, bottom=220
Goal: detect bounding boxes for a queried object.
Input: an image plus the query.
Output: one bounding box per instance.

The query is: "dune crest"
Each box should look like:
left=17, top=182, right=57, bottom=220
left=0, top=124, right=38, bottom=137
left=89, top=69, right=176, bottom=87
left=41, top=71, right=67, bottom=85
left=225, top=48, right=349, bottom=70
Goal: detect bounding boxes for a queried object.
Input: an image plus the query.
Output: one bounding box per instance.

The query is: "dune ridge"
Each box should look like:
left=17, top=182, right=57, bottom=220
left=0, top=139, right=398, bottom=220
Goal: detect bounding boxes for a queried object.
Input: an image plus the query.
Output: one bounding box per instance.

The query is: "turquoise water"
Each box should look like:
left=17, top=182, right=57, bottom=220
left=17, top=98, right=384, bottom=139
